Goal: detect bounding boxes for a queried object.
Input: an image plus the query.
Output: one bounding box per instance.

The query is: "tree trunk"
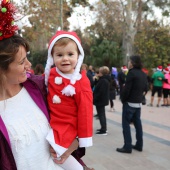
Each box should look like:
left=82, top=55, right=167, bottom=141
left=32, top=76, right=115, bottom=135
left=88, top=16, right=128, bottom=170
left=122, top=0, right=142, bottom=65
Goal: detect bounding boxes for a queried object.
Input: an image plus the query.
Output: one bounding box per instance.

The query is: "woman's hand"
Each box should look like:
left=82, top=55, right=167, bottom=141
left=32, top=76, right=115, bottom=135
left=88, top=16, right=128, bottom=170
left=50, top=139, right=79, bottom=164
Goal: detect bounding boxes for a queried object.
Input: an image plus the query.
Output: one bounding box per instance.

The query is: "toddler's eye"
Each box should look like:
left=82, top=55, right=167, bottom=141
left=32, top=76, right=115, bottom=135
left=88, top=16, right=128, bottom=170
left=58, top=54, right=62, bottom=57
left=69, top=53, right=73, bottom=56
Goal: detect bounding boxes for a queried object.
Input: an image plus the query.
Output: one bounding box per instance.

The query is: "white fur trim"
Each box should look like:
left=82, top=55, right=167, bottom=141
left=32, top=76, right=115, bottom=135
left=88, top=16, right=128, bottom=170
left=79, top=137, right=93, bottom=147
left=52, top=95, right=61, bottom=104
left=61, top=85, right=76, bottom=96
left=163, top=69, right=169, bottom=74
left=45, top=33, right=84, bottom=86
left=157, top=68, right=162, bottom=71
left=56, top=67, right=82, bottom=80
left=46, top=129, right=67, bottom=156
left=45, top=56, right=54, bottom=86
left=55, top=77, right=62, bottom=85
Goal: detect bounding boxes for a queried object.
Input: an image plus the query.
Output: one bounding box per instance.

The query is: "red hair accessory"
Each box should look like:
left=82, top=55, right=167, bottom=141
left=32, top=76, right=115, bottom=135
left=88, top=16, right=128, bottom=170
left=0, top=0, right=18, bottom=40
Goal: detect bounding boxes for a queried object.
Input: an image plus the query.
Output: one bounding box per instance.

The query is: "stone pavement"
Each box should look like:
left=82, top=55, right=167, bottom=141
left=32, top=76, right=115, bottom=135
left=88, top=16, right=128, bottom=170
left=82, top=92, right=170, bottom=170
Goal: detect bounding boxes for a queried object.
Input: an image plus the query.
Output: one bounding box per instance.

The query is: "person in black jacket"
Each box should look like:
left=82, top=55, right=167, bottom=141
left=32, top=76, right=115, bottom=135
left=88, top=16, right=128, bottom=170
left=93, top=66, right=110, bottom=135
left=109, top=74, right=118, bottom=111
left=118, top=65, right=128, bottom=98
left=87, top=65, right=94, bottom=89
left=116, top=55, right=148, bottom=153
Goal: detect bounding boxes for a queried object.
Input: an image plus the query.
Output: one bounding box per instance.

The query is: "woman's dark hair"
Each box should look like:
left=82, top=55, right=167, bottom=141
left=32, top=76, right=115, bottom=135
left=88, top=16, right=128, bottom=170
left=130, top=55, right=143, bottom=69
left=0, top=34, right=30, bottom=71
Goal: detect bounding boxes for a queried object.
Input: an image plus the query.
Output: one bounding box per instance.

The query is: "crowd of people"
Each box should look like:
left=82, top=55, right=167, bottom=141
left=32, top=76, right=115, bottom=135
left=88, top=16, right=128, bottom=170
left=147, top=65, right=170, bottom=107
left=84, top=59, right=170, bottom=155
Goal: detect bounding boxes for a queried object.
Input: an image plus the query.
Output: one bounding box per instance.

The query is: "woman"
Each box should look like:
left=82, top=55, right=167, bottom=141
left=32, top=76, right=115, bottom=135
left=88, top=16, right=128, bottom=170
left=93, top=66, right=110, bottom=135
left=0, top=34, right=89, bottom=170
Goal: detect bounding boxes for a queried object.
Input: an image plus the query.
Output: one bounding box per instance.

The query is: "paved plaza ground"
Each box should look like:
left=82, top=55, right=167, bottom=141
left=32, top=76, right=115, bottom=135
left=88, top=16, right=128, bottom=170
left=83, top=92, right=170, bottom=170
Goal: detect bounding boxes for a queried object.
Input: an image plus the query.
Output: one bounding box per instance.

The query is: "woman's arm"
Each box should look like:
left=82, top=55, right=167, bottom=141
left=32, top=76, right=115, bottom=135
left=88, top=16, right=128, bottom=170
left=50, top=139, right=78, bottom=164
left=0, top=132, right=17, bottom=170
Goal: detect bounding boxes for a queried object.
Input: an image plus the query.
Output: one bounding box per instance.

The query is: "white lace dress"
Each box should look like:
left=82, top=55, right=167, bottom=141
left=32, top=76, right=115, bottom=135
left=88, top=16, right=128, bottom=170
left=0, top=87, right=64, bottom=170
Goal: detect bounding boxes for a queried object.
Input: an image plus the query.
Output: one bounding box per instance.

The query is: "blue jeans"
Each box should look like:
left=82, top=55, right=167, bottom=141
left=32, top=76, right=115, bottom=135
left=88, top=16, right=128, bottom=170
left=122, top=103, right=143, bottom=150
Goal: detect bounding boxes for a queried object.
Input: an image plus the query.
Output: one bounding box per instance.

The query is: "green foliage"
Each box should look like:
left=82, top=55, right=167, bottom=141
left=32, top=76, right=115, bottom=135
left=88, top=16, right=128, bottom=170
left=28, top=49, right=48, bottom=69
left=15, top=0, right=170, bottom=71
left=162, top=10, right=170, bottom=17
left=89, top=39, right=123, bottom=68
left=134, top=20, right=170, bottom=69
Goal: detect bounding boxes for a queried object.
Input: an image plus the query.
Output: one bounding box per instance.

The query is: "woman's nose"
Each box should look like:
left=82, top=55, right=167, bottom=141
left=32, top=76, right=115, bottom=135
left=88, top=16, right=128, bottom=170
left=25, top=58, right=32, bottom=70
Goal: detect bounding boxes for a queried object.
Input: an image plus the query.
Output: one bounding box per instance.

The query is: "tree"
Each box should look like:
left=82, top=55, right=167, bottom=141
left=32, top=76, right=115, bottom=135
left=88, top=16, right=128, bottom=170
left=14, top=0, right=91, bottom=67
left=135, top=20, right=170, bottom=69
left=93, top=0, right=170, bottom=65
left=90, top=39, right=123, bottom=68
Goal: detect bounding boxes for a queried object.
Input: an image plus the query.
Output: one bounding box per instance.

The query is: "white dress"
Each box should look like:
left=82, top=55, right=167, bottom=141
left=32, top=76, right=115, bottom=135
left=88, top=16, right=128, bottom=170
left=0, top=87, right=64, bottom=170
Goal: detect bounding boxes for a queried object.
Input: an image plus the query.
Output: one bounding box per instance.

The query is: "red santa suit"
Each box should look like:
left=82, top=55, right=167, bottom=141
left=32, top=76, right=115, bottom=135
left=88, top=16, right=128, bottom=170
left=47, top=68, right=93, bottom=150
left=45, top=31, right=93, bottom=158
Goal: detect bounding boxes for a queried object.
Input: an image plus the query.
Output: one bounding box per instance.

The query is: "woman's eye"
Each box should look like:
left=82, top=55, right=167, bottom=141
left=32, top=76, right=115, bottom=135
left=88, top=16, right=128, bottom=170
left=20, top=60, right=25, bottom=65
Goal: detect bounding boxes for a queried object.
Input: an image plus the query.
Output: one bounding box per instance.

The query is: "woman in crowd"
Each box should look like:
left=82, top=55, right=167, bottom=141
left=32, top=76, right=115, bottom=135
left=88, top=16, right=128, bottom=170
left=93, top=66, right=110, bottom=135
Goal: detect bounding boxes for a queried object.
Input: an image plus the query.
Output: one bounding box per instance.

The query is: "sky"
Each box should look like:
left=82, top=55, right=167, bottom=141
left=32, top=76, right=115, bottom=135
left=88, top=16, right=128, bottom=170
left=13, top=0, right=98, bottom=30
left=13, top=0, right=168, bottom=31
left=68, top=0, right=166, bottom=31
left=68, top=0, right=98, bottom=31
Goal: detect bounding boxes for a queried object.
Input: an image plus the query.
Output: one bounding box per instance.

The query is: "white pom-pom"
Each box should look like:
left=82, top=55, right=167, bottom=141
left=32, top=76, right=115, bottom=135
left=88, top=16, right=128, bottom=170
left=61, top=85, right=76, bottom=96
left=55, top=77, right=62, bottom=85
left=52, top=95, right=61, bottom=103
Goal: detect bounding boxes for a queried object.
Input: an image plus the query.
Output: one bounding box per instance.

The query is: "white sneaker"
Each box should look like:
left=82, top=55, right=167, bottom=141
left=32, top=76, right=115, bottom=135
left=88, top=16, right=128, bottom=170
left=110, top=108, right=115, bottom=112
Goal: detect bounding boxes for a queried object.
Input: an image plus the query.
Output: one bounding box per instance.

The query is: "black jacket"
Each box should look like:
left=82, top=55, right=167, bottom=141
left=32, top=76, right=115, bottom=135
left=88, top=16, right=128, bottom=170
left=93, top=75, right=110, bottom=106
left=87, top=70, right=94, bottom=89
left=121, top=68, right=148, bottom=103
left=118, top=71, right=126, bottom=86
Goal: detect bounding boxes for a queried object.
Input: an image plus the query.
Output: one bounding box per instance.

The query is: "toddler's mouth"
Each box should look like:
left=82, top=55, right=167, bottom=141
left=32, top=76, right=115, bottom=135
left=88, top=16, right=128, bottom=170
left=62, top=64, right=70, bottom=66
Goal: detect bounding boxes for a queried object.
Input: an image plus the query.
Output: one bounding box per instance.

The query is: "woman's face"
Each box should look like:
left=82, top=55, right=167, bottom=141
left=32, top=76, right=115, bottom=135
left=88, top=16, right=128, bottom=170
left=128, top=60, right=133, bottom=69
left=5, top=46, right=31, bottom=85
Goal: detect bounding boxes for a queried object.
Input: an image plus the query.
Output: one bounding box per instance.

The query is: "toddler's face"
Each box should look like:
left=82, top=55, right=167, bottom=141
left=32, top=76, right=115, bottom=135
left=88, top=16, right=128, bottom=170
left=52, top=41, right=79, bottom=74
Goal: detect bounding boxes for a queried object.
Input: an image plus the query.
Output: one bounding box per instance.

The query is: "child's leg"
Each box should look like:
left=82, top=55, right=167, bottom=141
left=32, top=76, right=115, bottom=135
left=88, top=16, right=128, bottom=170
left=46, top=129, right=84, bottom=170
left=58, top=155, right=84, bottom=170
